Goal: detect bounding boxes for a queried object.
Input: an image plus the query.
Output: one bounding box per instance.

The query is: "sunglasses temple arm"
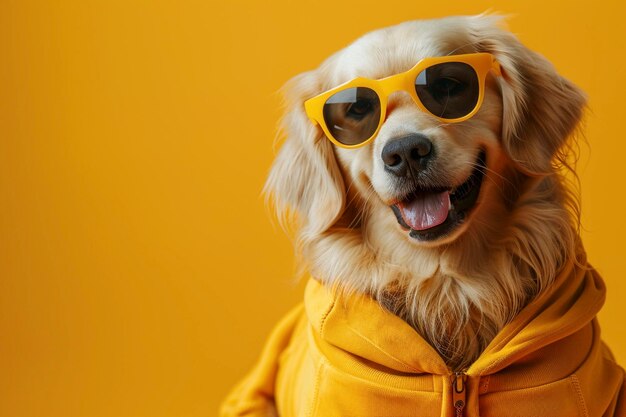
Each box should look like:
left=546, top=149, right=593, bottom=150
left=303, top=101, right=320, bottom=125
left=491, top=59, right=503, bottom=77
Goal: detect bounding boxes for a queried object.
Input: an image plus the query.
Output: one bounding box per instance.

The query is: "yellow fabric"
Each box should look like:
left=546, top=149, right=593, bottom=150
left=221, top=260, right=626, bottom=417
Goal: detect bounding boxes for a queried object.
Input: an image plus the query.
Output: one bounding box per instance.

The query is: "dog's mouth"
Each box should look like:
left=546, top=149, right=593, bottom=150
left=390, top=150, right=486, bottom=241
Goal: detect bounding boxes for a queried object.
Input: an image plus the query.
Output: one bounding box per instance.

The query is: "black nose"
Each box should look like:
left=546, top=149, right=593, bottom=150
left=381, top=133, right=433, bottom=177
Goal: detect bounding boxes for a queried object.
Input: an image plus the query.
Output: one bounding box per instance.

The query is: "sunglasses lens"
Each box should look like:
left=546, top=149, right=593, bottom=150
left=323, top=87, right=381, bottom=146
left=414, top=62, right=479, bottom=119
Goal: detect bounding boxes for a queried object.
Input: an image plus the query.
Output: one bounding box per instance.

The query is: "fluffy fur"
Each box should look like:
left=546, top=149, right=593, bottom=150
left=264, top=14, right=586, bottom=371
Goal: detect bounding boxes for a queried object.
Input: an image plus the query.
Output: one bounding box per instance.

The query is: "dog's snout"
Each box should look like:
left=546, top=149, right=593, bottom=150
left=381, top=134, right=433, bottom=177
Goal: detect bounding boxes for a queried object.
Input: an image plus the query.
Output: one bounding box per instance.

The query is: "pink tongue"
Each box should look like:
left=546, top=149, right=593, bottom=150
left=397, top=191, right=450, bottom=231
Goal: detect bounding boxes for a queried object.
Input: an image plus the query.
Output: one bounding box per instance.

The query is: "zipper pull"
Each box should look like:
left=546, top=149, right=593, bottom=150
left=451, top=372, right=467, bottom=417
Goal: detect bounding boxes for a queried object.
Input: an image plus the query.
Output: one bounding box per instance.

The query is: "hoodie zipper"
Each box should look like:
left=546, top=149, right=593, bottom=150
left=451, top=372, right=467, bottom=417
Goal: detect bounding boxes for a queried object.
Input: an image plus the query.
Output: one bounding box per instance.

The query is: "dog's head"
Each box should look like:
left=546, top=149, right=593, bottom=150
left=265, top=15, right=585, bottom=284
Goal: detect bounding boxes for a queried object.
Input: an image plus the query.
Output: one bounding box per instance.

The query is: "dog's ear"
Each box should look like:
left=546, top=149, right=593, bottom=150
left=264, top=70, right=345, bottom=240
left=471, top=15, right=587, bottom=175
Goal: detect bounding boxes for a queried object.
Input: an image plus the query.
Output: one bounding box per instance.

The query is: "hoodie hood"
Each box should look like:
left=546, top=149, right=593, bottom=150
left=305, top=258, right=605, bottom=377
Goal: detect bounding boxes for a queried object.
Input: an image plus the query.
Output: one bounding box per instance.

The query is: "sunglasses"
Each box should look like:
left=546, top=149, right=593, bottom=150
left=304, top=53, right=502, bottom=149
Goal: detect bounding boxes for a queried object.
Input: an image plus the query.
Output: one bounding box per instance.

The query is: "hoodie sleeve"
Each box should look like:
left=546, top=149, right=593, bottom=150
left=598, top=341, right=626, bottom=417
left=608, top=369, right=626, bottom=417
left=220, top=304, right=305, bottom=417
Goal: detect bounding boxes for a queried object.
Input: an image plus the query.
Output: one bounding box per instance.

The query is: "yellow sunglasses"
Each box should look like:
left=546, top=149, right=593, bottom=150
left=304, top=52, right=502, bottom=149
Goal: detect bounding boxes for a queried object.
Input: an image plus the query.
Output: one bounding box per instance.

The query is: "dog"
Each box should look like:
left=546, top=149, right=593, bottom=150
left=221, top=14, right=625, bottom=417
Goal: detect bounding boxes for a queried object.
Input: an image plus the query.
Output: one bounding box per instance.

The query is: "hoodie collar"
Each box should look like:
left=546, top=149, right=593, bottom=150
left=304, top=256, right=605, bottom=377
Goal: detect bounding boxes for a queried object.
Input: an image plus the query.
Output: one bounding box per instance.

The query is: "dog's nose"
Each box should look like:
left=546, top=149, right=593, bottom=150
left=381, top=134, right=433, bottom=177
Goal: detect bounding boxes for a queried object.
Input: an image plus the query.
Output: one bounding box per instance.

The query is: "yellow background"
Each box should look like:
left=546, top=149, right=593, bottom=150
left=1, top=1, right=625, bottom=416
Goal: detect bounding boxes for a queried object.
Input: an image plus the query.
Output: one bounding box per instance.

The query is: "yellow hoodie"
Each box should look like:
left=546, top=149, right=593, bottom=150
left=221, top=260, right=625, bottom=417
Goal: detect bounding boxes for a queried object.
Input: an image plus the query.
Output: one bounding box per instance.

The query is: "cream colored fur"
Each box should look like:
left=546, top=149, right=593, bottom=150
left=264, top=14, right=586, bottom=371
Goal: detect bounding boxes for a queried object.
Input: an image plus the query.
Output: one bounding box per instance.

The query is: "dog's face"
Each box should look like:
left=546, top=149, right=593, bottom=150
left=266, top=15, right=585, bottom=288
left=329, top=33, right=506, bottom=246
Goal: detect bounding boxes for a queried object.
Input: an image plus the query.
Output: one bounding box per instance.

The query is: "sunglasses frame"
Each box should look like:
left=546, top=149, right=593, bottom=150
left=304, top=52, right=502, bottom=149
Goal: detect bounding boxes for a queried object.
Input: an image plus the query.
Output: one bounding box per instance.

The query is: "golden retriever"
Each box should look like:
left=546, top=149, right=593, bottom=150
left=264, top=13, right=585, bottom=372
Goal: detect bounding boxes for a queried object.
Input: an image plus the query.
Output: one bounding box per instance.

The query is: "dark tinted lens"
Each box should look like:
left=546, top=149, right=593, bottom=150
left=414, top=62, right=479, bottom=119
left=322, top=87, right=381, bottom=145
